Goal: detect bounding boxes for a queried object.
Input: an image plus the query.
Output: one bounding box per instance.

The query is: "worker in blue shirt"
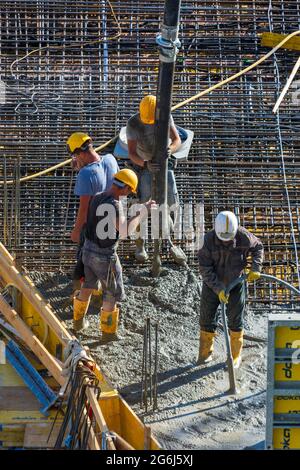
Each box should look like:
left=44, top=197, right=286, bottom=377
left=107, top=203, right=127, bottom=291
left=66, top=132, right=119, bottom=285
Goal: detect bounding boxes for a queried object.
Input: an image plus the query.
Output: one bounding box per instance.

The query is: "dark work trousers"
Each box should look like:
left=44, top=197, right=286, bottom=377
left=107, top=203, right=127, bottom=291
left=200, top=281, right=246, bottom=333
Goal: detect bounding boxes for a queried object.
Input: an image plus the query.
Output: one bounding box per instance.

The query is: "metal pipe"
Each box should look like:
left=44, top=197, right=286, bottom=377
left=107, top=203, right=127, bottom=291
left=144, top=318, right=148, bottom=412
left=140, top=319, right=146, bottom=408
left=153, top=321, right=159, bottom=411
left=147, top=316, right=152, bottom=406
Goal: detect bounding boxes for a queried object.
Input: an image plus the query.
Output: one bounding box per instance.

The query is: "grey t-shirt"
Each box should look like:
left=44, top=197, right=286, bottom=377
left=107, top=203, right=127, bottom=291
left=126, top=113, right=175, bottom=161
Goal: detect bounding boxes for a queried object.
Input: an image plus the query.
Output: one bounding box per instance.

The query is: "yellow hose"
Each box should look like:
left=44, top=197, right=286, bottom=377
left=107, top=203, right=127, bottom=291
left=1, top=29, right=299, bottom=186
left=2, top=136, right=117, bottom=185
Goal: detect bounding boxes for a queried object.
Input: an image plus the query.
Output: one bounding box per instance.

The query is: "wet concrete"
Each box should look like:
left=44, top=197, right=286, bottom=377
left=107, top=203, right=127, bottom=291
left=29, top=265, right=271, bottom=450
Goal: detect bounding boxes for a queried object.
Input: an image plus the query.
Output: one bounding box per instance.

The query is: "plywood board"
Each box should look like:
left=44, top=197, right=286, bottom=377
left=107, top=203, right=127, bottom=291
left=24, top=423, right=61, bottom=448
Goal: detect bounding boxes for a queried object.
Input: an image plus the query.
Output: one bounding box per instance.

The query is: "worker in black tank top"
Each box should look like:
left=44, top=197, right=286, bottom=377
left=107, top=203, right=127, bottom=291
left=72, top=169, right=157, bottom=342
left=85, top=192, right=120, bottom=252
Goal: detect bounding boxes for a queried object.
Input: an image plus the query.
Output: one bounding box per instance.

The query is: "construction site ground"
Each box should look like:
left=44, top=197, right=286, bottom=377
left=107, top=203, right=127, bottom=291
left=29, top=264, right=271, bottom=450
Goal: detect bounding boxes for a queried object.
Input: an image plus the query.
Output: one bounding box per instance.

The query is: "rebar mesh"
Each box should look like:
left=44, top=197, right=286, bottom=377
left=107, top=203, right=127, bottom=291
left=0, top=0, right=299, bottom=303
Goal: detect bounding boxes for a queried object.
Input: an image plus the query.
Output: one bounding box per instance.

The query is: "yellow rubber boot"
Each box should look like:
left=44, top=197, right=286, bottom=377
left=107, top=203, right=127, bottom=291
left=230, top=330, right=244, bottom=369
left=90, top=287, right=103, bottom=308
left=100, top=307, right=119, bottom=341
left=197, top=330, right=216, bottom=364
left=73, top=296, right=90, bottom=332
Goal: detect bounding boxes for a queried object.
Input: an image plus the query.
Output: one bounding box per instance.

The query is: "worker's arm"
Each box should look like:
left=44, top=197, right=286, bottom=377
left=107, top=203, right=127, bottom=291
left=169, top=123, right=181, bottom=154
left=198, top=239, right=224, bottom=294
left=71, top=195, right=91, bottom=243
left=117, top=200, right=157, bottom=239
left=127, top=139, right=145, bottom=168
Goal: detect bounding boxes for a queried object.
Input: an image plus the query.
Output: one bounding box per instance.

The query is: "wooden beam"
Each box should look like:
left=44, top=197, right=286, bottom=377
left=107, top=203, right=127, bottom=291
left=273, top=56, right=300, bottom=113
left=24, top=423, right=61, bottom=448
left=86, top=387, right=116, bottom=450
left=0, top=244, right=72, bottom=344
left=0, top=294, right=64, bottom=385
left=111, top=431, right=134, bottom=451
left=144, top=425, right=152, bottom=450
left=261, top=32, right=300, bottom=52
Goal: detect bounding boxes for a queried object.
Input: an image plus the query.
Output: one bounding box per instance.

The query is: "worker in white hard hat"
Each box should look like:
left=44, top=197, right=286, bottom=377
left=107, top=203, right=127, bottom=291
left=126, top=95, right=184, bottom=264
left=73, top=169, right=157, bottom=340
left=197, top=210, right=264, bottom=368
left=66, top=132, right=119, bottom=286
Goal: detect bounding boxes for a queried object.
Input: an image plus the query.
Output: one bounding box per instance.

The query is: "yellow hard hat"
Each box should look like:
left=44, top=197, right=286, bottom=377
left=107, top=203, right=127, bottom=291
left=113, top=169, right=138, bottom=193
left=139, top=95, right=156, bottom=124
left=66, top=132, right=91, bottom=153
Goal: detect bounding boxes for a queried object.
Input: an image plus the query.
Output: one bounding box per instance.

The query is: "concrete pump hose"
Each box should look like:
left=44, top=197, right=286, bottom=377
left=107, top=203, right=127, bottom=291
left=225, top=274, right=300, bottom=297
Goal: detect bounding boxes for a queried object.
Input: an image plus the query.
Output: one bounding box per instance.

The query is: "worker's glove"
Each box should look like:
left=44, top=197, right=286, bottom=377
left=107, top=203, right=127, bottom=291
left=218, top=289, right=229, bottom=304
left=168, top=154, right=178, bottom=170
left=247, top=271, right=261, bottom=282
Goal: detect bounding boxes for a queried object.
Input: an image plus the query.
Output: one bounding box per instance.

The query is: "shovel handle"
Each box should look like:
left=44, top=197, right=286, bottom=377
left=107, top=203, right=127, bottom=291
left=221, top=303, right=237, bottom=395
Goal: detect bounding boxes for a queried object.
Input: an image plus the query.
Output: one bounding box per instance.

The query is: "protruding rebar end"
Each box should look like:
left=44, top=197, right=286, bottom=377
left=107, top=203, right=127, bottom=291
left=151, top=240, right=162, bottom=277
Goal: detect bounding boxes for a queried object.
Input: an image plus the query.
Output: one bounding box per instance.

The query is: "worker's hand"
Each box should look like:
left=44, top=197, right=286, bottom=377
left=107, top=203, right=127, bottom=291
left=247, top=271, right=261, bottom=282
left=144, top=199, right=158, bottom=213
left=70, top=228, right=81, bottom=243
left=147, top=160, right=160, bottom=173
left=218, top=289, right=229, bottom=304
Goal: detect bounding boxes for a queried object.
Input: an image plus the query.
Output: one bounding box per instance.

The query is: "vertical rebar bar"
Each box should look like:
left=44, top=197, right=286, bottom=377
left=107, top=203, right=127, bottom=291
left=153, top=321, right=159, bottom=411
left=147, top=316, right=152, bottom=406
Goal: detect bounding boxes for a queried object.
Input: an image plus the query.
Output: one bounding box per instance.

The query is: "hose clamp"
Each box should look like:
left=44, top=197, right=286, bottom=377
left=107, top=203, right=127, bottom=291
left=156, top=24, right=181, bottom=63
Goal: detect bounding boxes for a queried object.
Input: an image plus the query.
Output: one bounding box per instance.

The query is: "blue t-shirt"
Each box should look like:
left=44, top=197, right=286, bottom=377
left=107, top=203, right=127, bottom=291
left=74, top=154, right=119, bottom=196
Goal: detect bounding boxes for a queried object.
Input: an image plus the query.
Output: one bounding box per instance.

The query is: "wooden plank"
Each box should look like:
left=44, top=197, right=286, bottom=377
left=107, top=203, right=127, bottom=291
left=24, top=423, right=61, bottom=448
left=273, top=56, right=300, bottom=113
left=144, top=425, right=151, bottom=450
left=0, top=386, right=41, bottom=411
left=111, top=431, right=134, bottom=451
left=261, top=32, right=300, bottom=52
left=119, top=396, right=160, bottom=450
left=86, top=388, right=116, bottom=450
left=0, top=294, right=64, bottom=385
left=0, top=245, right=72, bottom=344
left=0, top=410, right=61, bottom=423
left=0, top=424, right=25, bottom=447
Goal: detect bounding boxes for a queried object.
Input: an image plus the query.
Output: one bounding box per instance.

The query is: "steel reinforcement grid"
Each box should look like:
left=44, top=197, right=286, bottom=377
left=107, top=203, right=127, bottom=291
left=0, top=0, right=299, bottom=304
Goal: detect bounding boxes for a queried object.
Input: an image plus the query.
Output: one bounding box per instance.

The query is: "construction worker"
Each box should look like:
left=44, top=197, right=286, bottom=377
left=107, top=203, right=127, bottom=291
left=197, top=210, right=264, bottom=368
left=73, top=168, right=156, bottom=339
left=66, top=132, right=119, bottom=284
left=126, top=94, right=184, bottom=263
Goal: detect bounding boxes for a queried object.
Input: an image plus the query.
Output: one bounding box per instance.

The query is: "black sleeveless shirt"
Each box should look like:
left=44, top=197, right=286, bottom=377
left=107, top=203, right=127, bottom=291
left=85, top=191, right=119, bottom=250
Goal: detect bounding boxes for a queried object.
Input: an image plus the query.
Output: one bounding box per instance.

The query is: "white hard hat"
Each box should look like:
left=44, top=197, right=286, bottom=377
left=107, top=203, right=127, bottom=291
left=214, top=211, right=238, bottom=241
